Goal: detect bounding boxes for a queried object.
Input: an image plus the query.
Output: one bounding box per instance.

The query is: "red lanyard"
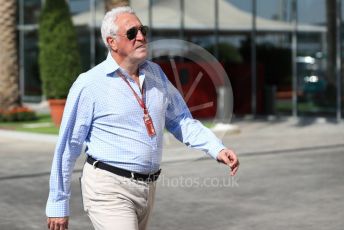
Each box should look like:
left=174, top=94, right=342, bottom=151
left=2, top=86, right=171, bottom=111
left=118, top=72, right=148, bottom=114
left=118, top=71, right=156, bottom=137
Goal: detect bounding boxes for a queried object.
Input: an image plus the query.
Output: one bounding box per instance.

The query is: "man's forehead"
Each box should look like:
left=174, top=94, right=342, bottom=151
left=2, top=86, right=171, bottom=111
left=116, top=13, right=141, bottom=29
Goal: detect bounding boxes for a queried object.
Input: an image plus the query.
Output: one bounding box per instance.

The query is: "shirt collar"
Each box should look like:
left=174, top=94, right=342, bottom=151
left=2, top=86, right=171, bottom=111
left=103, top=52, right=149, bottom=77
left=104, top=52, right=120, bottom=76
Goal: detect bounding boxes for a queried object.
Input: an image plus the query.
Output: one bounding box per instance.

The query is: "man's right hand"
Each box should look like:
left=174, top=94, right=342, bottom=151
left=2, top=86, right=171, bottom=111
left=47, top=217, right=69, bottom=230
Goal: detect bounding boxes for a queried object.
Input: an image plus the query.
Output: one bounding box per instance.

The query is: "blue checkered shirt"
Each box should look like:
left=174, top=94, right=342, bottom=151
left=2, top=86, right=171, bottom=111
left=46, top=53, right=226, bottom=217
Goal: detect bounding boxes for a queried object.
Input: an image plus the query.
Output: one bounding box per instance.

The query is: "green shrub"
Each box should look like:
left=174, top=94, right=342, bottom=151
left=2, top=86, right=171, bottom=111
left=38, top=0, right=81, bottom=99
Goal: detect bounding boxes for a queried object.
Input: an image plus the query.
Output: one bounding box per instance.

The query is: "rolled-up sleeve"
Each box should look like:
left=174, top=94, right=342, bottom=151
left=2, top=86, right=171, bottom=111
left=46, top=77, right=94, bottom=217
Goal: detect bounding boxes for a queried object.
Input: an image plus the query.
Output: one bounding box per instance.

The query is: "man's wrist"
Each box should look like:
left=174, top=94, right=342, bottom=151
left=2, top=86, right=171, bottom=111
left=216, top=148, right=226, bottom=161
left=46, top=199, right=70, bottom=217
left=209, top=144, right=226, bottom=160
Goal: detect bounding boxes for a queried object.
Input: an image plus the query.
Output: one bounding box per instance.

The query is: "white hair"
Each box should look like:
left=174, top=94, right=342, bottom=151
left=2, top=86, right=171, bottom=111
left=101, top=6, right=135, bottom=49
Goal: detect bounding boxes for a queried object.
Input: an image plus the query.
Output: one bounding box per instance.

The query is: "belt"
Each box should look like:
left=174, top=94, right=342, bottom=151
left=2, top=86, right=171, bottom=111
left=86, top=155, right=161, bottom=182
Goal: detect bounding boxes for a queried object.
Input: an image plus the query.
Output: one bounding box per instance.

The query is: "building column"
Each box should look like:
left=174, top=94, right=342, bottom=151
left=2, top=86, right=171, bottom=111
left=291, top=0, right=298, bottom=118
left=251, top=0, right=257, bottom=116
left=336, top=0, right=342, bottom=121
left=90, top=0, right=96, bottom=67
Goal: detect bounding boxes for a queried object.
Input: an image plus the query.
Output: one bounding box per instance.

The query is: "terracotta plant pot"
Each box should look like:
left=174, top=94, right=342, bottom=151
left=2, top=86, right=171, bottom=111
left=48, top=99, right=66, bottom=127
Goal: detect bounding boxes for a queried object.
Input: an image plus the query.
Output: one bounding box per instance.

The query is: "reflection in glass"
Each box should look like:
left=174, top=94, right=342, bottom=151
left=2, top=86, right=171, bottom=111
left=256, top=34, right=292, bottom=115
left=224, top=0, right=252, bottom=30
left=131, top=0, right=149, bottom=28
left=256, top=0, right=291, bottom=22
left=185, top=0, right=215, bottom=29
left=255, top=0, right=292, bottom=115
left=69, top=0, right=90, bottom=15
left=76, top=26, right=91, bottom=71
left=23, top=0, right=41, bottom=25
left=296, top=0, right=333, bottom=116
left=95, top=30, right=107, bottom=65
left=23, top=30, right=41, bottom=100
left=14, top=0, right=342, bottom=118
left=218, top=35, right=253, bottom=115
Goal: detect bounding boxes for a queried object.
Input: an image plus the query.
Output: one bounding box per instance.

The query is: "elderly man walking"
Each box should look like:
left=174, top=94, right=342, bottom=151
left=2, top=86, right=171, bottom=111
left=46, top=6, right=239, bottom=230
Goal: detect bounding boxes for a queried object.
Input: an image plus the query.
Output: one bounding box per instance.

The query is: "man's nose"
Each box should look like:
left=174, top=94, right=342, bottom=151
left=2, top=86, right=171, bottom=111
left=136, top=29, right=145, bottom=41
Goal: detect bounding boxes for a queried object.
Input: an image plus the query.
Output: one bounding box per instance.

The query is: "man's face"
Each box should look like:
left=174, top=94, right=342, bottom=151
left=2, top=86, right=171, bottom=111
left=112, top=13, right=148, bottom=64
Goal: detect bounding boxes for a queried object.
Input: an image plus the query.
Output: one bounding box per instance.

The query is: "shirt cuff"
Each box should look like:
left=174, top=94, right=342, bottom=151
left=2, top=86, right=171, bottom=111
left=46, top=198, right=70, bottom=217
left=207, top=142, right=226, bottom=160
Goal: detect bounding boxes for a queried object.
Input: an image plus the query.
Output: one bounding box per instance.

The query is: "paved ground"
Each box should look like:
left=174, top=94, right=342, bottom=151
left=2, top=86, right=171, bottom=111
left=0, top=117, right=343, bottom=229
left=153, top=146, right=344, bottom=230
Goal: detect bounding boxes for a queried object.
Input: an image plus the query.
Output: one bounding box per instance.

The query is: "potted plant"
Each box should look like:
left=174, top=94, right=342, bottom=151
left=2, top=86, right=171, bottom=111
left=38, top=0, right=81, bottom=126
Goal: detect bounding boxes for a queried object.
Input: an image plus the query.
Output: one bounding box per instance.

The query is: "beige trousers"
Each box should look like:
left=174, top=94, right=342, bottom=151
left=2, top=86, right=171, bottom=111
left=81, top=162, right=156, bottom=230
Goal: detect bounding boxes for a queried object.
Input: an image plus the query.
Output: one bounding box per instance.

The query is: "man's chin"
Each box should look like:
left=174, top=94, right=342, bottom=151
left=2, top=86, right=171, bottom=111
left=133, top=52, right=148, bottom=63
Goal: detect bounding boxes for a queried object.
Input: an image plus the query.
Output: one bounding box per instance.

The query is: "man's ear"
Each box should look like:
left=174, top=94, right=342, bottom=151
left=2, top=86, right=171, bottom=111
left=107, top=36, right=118, bottom=52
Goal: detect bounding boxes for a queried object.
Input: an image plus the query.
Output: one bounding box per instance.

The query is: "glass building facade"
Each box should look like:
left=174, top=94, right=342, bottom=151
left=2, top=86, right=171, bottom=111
left=17, top=0, right=343, bottom=120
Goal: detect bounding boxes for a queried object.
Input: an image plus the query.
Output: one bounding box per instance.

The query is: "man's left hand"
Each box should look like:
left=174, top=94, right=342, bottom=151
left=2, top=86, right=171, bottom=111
left=216, top=149, right=239, bottom=176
